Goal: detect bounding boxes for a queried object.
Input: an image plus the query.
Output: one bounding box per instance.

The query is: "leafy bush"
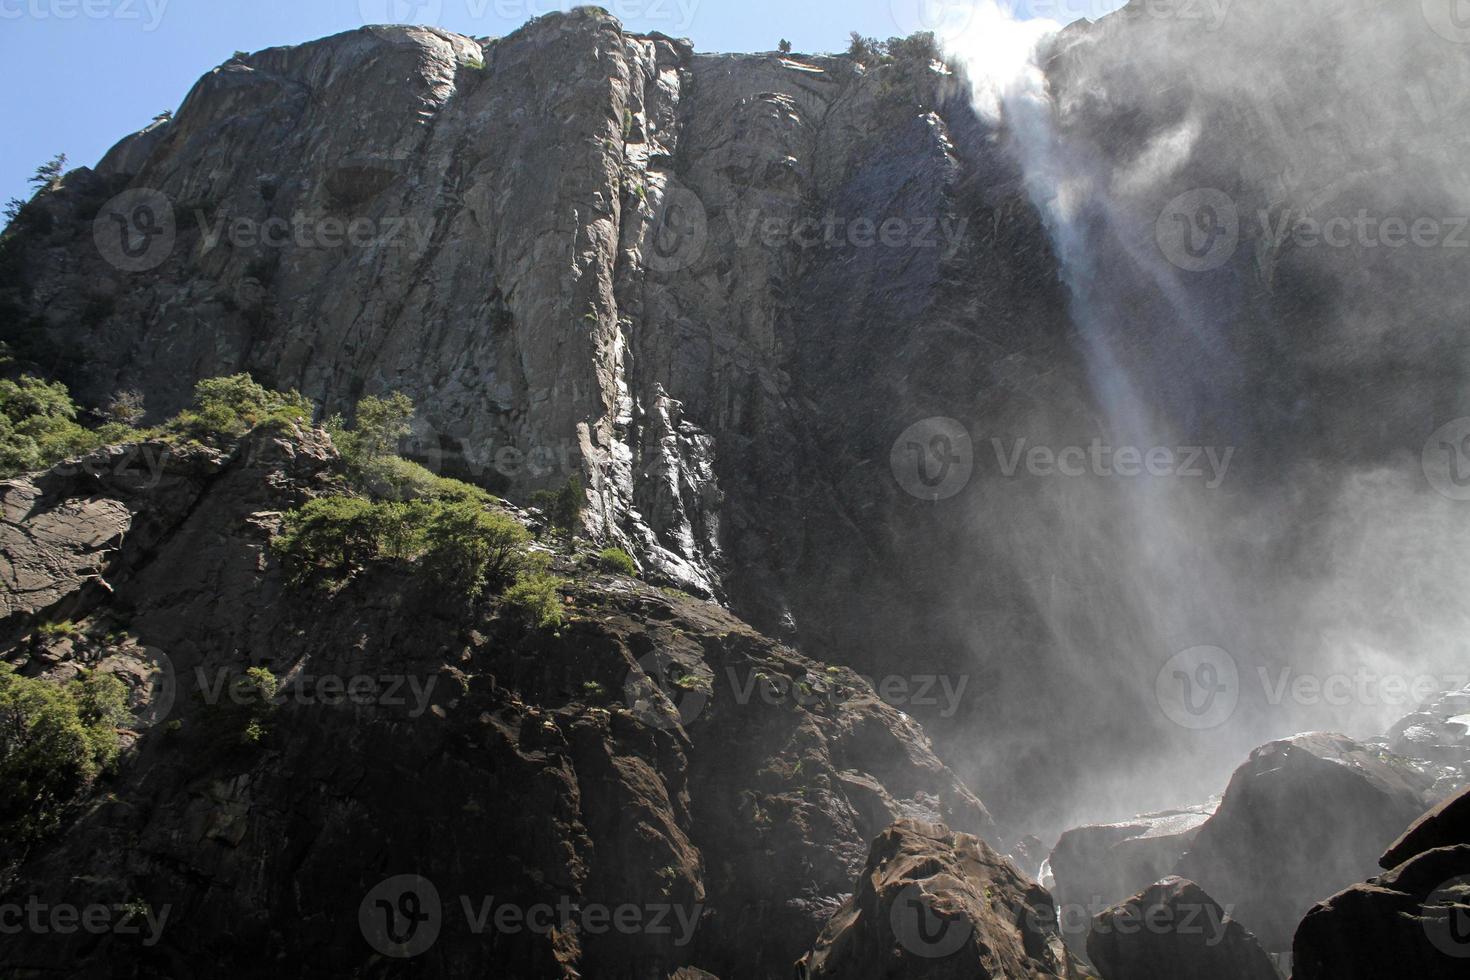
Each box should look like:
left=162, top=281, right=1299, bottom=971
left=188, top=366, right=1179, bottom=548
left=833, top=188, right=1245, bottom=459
left=0, top=666, right=127, bottom=845
left=273, top=495, right=529, bottom=597
left=272, top=497, right=385, bottom=581
left=529, top=476, right=584, bottom=535
left=332, top=391, right=413, bottom=462
left=169, top=373, right=312, bottom=443
left=597, top=547, right=637, bottom=576
left=0, top=376, right=108, bottom=478
left=504, top=569, right=567, bottom=629
left=422, top=502, right=530, bottom=596
left=351, top=453, right=489, bottom=506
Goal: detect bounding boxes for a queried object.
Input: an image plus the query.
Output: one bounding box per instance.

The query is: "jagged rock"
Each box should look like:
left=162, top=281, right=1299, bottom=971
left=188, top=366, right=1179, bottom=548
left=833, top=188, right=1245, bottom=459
left=1086, top=877, right=1279, bottom=980
left=1293, top=760, right=1470, bottom=979
left=1383, top=686, right=1470, bottom=799
left=0, top=433, right=992, bottom=979
left=1174, top=732, right=1434, bottom=951
left=1383, top=786, right=1470, bottom=869
left=794, top=819, right=1079, bottom=979
left=1293, top=845, right=1470, bottom=980
left=1048, top=800, right=1216, bottom=955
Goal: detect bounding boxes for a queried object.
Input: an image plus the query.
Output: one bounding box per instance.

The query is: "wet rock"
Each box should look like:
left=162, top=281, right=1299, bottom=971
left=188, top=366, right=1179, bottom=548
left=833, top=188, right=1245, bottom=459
left=1292, top=845, right=1470, bottom=980
left=1382, top=786, right=1470, bottom=869
left=1086, top=876, right=1279, bottom=980
left=1174, top=732, right=1434, bottom=951
left=1048, top=800, right=1216, bottom=956
left=0, top=433, right=992, bottom=979
left=794, top=819, right=1079, bottom=979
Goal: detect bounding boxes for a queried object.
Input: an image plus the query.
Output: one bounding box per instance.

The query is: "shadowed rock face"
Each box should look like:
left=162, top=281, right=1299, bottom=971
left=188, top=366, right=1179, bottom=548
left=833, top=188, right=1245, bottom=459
left=1047, top=800, right=1216, bottom=957
left=1293, top=845, right=1470, bottom=980
left=0, top=430, right=993, bottom=979
left=1174, top=732, right=1434, bottom=951
left=1292, top=786, right=1470, bottom=978
left=0, top=10, right=1091, bottom=824
left=794, top=819, right=1079, bottom=980
left=1086, top=876, right=1279, bottom=980
left=1383, top=785, right=1470, bottom=870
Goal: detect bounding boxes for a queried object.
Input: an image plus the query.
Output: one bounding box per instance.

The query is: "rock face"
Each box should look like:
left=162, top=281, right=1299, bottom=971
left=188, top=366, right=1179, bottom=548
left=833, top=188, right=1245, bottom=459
left=5, top=0, right=1470, bottom=853
left=0, top=432, right=994, bottom=979
left=794, top=819, right=1078, bottom=980
left=1383, top=685, right=1470, bottom=800
left=1086, top=877, right=1279, bottom=980
left=1174, top=733, right=1434, bottom=951
left=0, top=9, right=1093, bottom=825
left=1291, top=785, right=1470, bottom=978
left=1383, top=785, right=1470, bottom=870
left=1293, top=845, right=1470, bottom=980
left=1047, top=800, right=1216, bottom=954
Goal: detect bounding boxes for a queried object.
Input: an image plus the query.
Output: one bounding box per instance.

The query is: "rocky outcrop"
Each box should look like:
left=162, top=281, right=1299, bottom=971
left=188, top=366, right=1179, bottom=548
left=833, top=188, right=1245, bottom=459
left=1173, top=733, right=1434, bottom=951
left=794, top=819, right=1079, bottom=979
left=1383, top=686, right=1470, bottom=800
left=1047, top=800, right=1216, bottom=955
left=1290, top=785, right=1470, bottom=978
left=1086, top=877, right=1279, bottom=980
left=0, top=431, right=993, bottom=979
left=1383, top=785, right=1470, bottom=870
left=1292, top=844, right=1470, bottom=980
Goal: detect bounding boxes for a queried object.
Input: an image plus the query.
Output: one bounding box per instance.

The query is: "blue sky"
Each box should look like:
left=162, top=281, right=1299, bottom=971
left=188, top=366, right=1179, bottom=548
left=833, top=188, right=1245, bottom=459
left=0, top=0, right=1116, bottom=208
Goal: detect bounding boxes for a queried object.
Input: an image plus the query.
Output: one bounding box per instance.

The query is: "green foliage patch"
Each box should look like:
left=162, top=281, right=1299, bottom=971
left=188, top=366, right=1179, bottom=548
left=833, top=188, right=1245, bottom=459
left=0, top=665, right=128, bottom=845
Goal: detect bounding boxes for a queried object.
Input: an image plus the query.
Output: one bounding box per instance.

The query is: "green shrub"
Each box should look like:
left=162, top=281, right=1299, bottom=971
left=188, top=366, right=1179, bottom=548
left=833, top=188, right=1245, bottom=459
left=336, top=391, right=413, bottom=462
left=0, top=376, right=108, bottom=478
left=351, top=453, right=489, bottom=506
left=504, top=570, right=567, bottom=629
left=271, top=496, right=384, bottom=581
left=274, top=495, right=529, bottom=597
left=205, top=666, right=278, bottom=746
left=529, top=475, right=584, bottom=535
left=422, top=502, right=530, bottom=596
left=597, top=547, right=636, bottom=576
left=0, top=665, right=128, bottom=845
left=37, top=620, right=82, bottom=639
left=169, top=373, right=312, bottom=443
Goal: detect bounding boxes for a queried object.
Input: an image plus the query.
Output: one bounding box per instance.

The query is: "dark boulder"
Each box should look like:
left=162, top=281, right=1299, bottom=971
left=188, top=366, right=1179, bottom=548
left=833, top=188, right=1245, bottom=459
left=1048, top=801, right=1215, bottom=955
left=1293, top=845, right=1470, bottom=979
left=1086, top=876, right=1279, bottom=980
left=795, top=819, right=1079, bottom=979
left=1382, top=785, right=1470, bottom=870
left=1174, top=732, right=1433, bottom=950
